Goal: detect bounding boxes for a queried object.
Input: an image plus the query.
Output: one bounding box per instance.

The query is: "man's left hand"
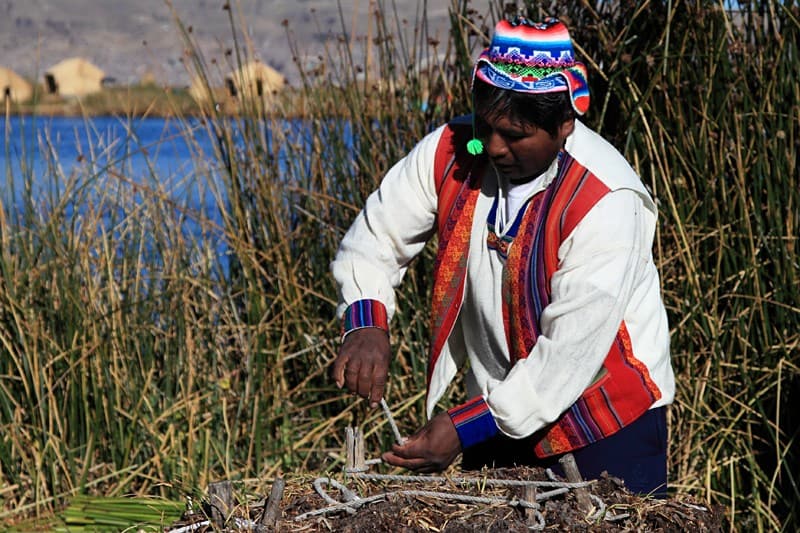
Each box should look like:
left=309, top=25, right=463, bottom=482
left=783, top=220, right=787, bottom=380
left=382, top=412, right=461, bottom=473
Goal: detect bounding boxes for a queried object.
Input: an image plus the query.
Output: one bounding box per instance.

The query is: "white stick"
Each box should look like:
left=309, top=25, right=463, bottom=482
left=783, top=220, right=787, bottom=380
left=380, top=398, right=404, bottom=445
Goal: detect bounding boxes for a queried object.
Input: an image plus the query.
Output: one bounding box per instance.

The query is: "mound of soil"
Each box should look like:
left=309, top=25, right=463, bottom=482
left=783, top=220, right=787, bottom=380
left=169, top=466, right=725, bottom=532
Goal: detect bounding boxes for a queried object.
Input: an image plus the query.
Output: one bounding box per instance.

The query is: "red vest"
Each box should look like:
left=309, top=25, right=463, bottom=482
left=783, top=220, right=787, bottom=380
left=428, top=120, right=662, bottom=457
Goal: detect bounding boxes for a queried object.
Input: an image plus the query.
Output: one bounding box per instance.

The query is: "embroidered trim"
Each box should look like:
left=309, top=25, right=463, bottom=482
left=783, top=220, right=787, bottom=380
left=429, top=181, right=481, bottom=383
left=486, top=230, right=513, bottom=257
left=486, top=194, right=530, bottom=260
left=448, top=396, right=499, bottom=449
left=342, top=299, right=389, bottom=337
left=503, top=192, right=546, bottom=360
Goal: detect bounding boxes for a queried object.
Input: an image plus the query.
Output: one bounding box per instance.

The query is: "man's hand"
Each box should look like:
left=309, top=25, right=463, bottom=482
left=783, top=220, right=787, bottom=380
left=331, top=327, right=391, bottom=408
left=382, top=412, right=461, bottom=473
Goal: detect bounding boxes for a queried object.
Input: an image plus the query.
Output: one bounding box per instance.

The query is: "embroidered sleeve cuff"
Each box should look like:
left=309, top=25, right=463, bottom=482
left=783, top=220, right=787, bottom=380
left=341, top=299, right=389, bottom=338
left=447, top=396, right=499, bottom=449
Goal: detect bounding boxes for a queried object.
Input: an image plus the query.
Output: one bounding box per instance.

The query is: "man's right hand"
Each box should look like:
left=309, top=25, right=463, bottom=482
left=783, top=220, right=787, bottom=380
left=331, top=327, right=391, bottom=408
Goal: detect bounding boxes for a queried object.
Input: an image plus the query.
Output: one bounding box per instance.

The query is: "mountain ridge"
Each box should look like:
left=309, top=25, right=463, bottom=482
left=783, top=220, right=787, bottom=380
left=0, top=1, right=490, bottom=87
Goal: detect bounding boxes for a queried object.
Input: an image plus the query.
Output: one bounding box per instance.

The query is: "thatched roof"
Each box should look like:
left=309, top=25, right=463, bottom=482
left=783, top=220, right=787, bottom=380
left=45, top=57, right=105, bottom=97
left=0, top=66, right=33, bottom=103
left=225, top=60, right=285, bottom=99
left=188, top=73, right=217, bottom=105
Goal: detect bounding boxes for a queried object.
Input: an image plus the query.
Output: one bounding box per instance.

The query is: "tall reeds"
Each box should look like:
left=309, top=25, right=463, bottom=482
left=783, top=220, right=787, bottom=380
left=0, top=0, right=797, bottom=529
left=563, top=2, right=799, bottom=529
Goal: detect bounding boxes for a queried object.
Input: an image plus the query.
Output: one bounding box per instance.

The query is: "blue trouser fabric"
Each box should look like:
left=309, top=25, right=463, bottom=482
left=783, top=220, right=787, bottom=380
left=460, top=406, right=668, bottom=497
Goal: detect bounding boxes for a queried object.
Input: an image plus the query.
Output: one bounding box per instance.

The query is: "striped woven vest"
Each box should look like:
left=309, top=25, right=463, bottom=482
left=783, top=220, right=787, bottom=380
left=429, top=119, right=662, bottom=457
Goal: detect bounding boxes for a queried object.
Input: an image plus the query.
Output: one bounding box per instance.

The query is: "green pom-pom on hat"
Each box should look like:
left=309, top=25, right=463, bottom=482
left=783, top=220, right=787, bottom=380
left=467, top=138, right=484, bottom=155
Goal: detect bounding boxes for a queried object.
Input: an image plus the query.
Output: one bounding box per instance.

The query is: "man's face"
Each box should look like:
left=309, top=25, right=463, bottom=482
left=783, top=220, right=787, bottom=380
left=476, top=112, right=574, bottom=184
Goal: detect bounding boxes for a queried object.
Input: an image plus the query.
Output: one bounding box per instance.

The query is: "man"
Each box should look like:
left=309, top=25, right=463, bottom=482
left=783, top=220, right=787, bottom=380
left=330, top=17, right=675, bottom=496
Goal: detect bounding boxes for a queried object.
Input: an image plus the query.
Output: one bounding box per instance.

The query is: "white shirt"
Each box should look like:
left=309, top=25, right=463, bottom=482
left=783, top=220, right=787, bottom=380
left=332, top=120, right=675, bottom=439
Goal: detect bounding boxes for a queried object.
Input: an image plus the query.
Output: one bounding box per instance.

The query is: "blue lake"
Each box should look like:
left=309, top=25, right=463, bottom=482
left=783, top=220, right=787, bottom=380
left=0, top=114, right=343, bottom=205
left=1, top=115, right=315, bottom=276
left=2, top=115, right=225, bottom=211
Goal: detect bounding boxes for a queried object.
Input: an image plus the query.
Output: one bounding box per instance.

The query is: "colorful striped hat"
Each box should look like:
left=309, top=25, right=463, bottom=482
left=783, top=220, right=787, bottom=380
left=473, top=17, right=590, bottom=115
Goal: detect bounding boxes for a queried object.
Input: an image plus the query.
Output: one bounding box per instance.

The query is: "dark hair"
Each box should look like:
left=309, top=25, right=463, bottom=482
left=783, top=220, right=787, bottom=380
left=472, top=78, right=575, bottom=138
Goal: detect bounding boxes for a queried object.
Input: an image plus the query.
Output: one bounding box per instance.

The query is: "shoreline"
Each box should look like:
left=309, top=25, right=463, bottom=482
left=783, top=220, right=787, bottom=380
left=3, top=84, right=307, bottom=120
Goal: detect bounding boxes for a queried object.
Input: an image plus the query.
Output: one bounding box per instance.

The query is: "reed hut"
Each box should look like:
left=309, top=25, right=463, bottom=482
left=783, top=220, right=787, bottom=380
left=225, top=60, right=285, bottom=100
left=44, top=57, right=105, bottom=98
left=188, top=74, right=215, bottom=104
left=188, top=73, right=232, bottom=114
left=0, top=67, right=33, bottom=103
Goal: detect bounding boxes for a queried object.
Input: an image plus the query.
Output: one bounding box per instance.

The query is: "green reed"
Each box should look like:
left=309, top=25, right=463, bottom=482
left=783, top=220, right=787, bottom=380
left=0, top=0, right=797, bottom=530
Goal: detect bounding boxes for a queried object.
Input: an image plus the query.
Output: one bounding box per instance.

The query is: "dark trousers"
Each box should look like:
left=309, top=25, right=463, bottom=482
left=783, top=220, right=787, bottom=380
left=461, top=406, right=668, bottom=497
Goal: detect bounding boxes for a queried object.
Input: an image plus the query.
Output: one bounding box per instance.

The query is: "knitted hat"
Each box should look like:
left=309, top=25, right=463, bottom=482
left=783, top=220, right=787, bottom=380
left=473, top=17, right=590, bottom=115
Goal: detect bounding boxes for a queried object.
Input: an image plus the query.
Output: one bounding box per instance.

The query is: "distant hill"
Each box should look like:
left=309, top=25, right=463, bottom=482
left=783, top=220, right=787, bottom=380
left=0, top=0, right=492, bottom=88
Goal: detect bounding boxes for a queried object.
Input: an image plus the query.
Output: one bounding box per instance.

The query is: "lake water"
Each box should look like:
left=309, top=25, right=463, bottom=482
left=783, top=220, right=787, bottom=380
left=1, top=115, right=329, bottom=204
left=1, top=115, right=307, bottom=276
left=2, top=115, right=224, bottom=205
